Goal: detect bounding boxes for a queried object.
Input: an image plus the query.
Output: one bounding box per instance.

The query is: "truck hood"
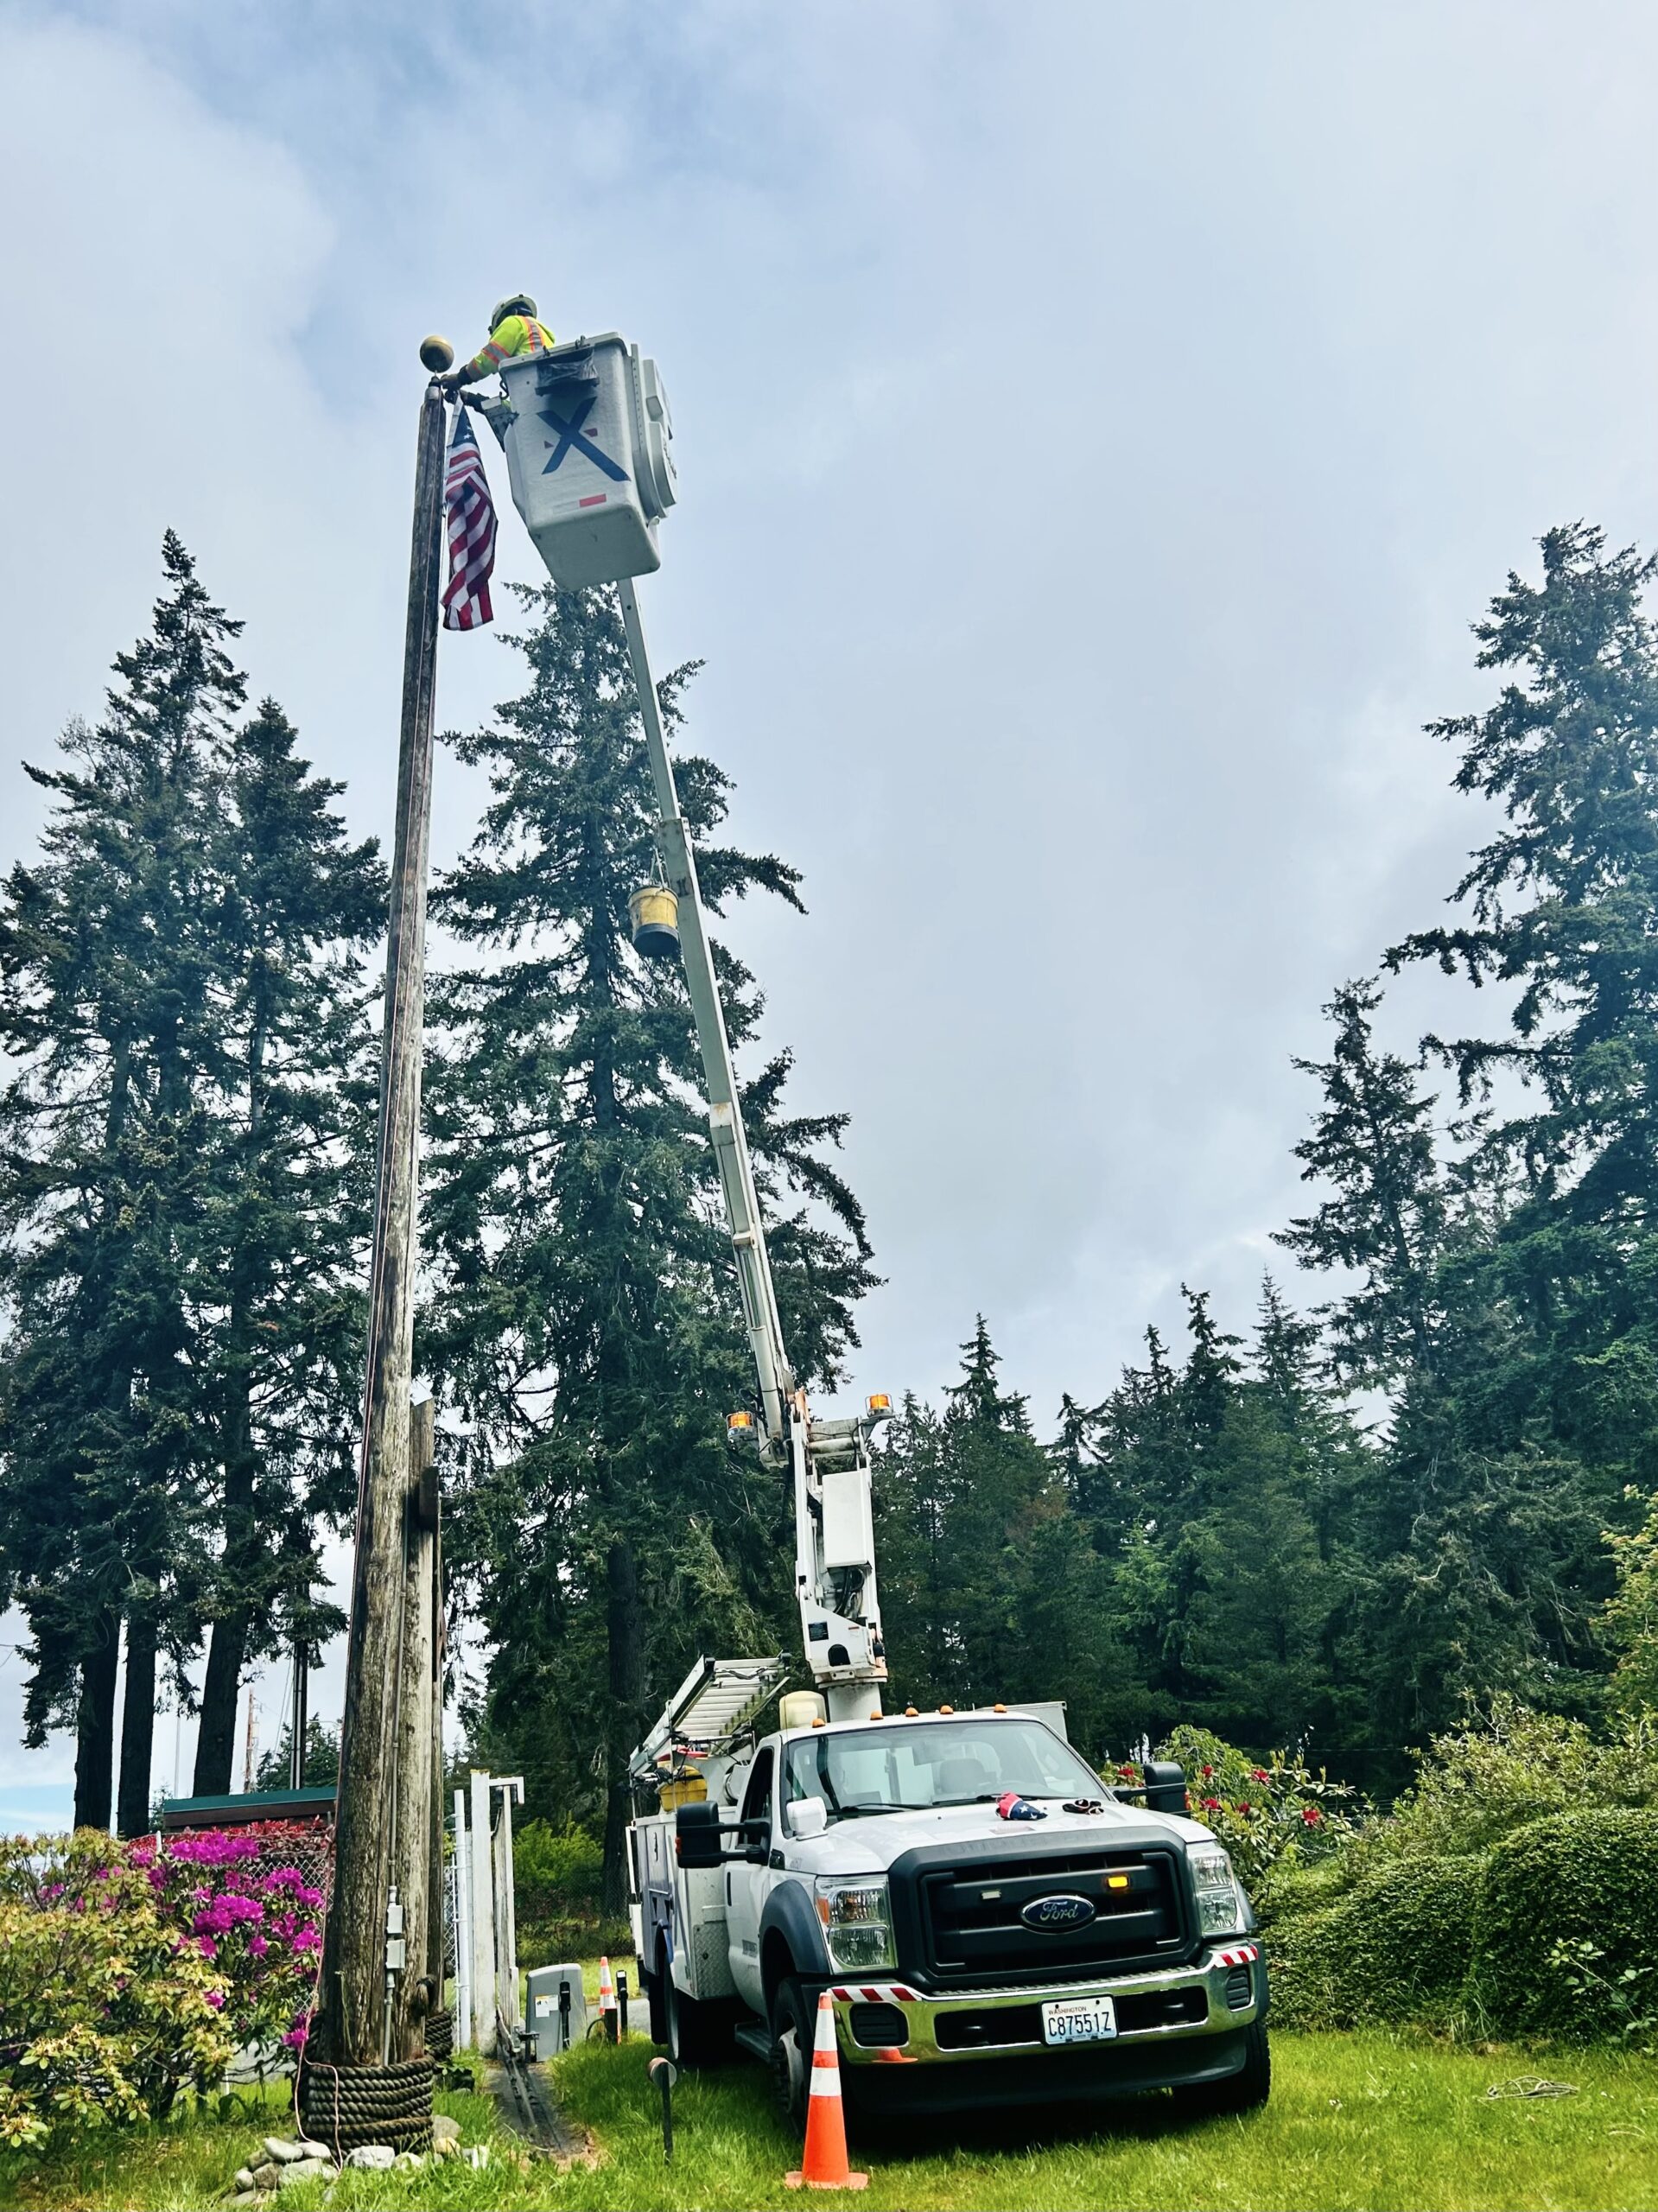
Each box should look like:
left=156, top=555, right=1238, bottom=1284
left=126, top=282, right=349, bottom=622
left=784, top=1796, right=1212, bottom=1878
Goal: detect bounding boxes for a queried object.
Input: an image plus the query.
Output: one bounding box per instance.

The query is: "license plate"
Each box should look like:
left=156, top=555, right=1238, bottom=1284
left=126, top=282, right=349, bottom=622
left=1041, top=1996, right=1117, bottom=2047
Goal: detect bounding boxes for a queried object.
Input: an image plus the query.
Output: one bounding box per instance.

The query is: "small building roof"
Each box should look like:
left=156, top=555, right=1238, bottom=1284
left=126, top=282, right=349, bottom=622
left=158, top=1785, right=336, bottom=1832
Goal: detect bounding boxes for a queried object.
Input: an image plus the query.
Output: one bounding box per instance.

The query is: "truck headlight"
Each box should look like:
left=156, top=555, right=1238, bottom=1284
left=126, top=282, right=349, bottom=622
left=1186, top=1843, right=1247, bottom=1938
left=815, top=1877, right=895, bottom=1972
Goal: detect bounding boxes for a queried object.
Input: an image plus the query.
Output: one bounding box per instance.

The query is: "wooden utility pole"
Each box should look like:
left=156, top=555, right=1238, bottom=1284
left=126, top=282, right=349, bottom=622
left=425, top=1459, right=447, bottom=2025
left=315, top=372, right=447, bottom=2069
left=389, top=1395, right=436, bottom=2057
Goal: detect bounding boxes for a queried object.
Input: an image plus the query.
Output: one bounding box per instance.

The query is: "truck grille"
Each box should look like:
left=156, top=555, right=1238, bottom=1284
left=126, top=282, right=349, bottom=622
left=918, top=1847, right=1188, bottom=1986
left=934, top=1985, right=1206, bottom=2051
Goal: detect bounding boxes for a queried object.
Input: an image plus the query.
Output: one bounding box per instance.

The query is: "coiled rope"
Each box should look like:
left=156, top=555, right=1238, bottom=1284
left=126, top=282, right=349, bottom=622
left=298, top=2054, right=435, bottom=2156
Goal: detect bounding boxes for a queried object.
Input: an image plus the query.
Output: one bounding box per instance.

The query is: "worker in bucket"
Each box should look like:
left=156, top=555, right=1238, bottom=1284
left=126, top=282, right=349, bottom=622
left=441, top=294, right=556, bottom=389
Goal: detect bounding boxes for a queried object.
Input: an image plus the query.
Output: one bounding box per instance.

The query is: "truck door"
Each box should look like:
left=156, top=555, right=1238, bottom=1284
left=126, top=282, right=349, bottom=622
left=725, top=1744, right=775, bottom=2016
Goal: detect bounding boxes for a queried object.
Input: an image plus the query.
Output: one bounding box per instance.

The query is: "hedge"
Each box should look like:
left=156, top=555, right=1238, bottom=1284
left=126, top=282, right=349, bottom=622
left=1469, top=1808, right=1658, bottom=2043
left=1267, top=1854, right=1483, bottom=2031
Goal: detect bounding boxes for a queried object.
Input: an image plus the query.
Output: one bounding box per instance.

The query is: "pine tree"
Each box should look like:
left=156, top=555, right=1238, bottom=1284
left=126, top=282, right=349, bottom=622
left=872, top=1394, right=954, bottom=1704
left=875, top=1329, right=1138, bottom=1756
left=255, top=1716, right=340, bottom=1792
left=189, top=701, right=384, bottom=1792
left=1385, top=524, right=1658, bottom=1486
left=0, top=534, right=244, bottom=1831
left=945, top=1315, right=1032, bottom=1434
left=1276, top=978, right=1445, bottom=1386
left=1282, top=525, right=1658, bottom=1739
left=1, top=547, right=385, bottom=1830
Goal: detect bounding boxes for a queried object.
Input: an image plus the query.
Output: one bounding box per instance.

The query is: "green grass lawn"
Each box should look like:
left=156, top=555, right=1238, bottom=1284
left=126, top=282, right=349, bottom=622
left=3, top=2026, right=1655, bottom=2209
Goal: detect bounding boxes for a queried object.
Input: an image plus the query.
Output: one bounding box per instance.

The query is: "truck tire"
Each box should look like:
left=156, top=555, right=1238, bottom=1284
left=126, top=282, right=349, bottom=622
left=664, top=1960, right=733, bottom=2068
left=768, top=1977, right=812, bottom=2136
left=1179, top=2019, right=1271, bottom=2118
left=771, top=1980, right=865, bottom=2143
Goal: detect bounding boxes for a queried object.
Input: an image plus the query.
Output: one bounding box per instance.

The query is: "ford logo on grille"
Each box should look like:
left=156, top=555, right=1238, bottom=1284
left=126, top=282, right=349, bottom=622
left=1020, top=1892, right=1096, bottom=1931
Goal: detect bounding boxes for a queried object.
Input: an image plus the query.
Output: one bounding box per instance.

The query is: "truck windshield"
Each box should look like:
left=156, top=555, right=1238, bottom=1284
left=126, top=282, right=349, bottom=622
left=783, top=1718, right=1102, bottom=1825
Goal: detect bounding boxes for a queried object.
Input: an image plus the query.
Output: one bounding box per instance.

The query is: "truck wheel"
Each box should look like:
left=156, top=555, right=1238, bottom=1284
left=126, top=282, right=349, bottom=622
left=664, top=1962, right=733, bottom=2068
left=768, top=1977, right=811, bottom=2135
left=1179, top=2020, right=1271, bottom=2118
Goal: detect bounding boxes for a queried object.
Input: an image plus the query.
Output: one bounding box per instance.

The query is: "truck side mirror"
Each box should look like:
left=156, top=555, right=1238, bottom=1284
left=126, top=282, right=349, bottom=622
left=675, top=1802, right=725, bottom=1868
left=1142, top=1759, right=1186, bottom=1815
left=789, top=1796, right=828, bottom=1840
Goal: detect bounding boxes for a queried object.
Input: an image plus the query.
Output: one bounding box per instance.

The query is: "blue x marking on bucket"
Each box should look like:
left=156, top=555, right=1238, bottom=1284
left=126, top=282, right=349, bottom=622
left=539, top=395, right=629, bottom=483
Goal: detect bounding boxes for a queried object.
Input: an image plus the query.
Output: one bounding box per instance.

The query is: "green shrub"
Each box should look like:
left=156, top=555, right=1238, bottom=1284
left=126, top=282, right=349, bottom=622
left=1267, top=1854, right=1483, bottom=2032
left=516, top=1914, right=634, bottom=1969
left=1347, top=1700, right=1658, bottom=1878
left=0, top=1834, right=232, bottom=2151
left=1470, top=1809, right=1658, bottom=2044
left=513, top=1817, right=602, bottom=1923
left=1254, top=1852, right=1352, bottom=1927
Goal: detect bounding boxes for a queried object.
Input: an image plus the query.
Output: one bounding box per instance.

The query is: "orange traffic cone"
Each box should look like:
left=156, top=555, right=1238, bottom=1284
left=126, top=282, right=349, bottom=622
left=598, top=1955, right=618, bottom=2043
left=785, top=1993, right=868, bottom=2191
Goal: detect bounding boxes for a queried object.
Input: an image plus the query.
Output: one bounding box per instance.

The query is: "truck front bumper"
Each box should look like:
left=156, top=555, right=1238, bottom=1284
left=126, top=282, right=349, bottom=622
left=825, top=1943, right=1264, bottom=2112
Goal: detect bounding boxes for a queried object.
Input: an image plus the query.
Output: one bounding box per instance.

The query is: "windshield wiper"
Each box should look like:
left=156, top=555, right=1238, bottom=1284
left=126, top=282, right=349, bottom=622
left=827, top=1800, right=944, bottom=1819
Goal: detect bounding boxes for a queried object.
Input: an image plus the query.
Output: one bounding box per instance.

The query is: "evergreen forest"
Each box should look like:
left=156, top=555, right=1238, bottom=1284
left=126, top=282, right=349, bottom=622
left=6, top=522, right=1658, bottom=1911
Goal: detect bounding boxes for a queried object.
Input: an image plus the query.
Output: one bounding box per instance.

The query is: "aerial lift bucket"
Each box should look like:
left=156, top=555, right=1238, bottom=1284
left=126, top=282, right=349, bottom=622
left=496, top=334, right=677, bottom=589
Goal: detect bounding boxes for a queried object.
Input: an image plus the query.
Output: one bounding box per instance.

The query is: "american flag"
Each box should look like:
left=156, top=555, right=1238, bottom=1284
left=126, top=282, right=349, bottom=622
left=441, top=406, right=496, bottom=631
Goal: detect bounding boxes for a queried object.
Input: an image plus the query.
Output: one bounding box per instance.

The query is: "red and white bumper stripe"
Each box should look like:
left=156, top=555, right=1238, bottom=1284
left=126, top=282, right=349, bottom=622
left=829, top=1983, right=920, bottom=2004
left=1210, top=1942, right=1259, bottom=1968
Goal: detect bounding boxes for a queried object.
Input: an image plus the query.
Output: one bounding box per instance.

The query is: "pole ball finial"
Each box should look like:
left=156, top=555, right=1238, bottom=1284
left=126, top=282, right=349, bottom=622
left=419, top=334, right=455, bottom=373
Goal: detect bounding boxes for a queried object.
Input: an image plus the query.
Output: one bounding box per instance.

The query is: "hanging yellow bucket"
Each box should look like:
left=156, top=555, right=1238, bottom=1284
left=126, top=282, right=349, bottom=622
left=629, top=883, right=681, bottom=960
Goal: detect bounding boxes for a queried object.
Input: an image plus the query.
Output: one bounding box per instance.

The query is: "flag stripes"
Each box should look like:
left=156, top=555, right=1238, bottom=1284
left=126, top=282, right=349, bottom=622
left=441, top=407, right=496, bottom=632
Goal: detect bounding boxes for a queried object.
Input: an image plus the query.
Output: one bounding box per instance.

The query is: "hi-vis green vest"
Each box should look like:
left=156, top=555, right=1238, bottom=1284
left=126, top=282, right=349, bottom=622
left=461, top=313, right=556, bottom=382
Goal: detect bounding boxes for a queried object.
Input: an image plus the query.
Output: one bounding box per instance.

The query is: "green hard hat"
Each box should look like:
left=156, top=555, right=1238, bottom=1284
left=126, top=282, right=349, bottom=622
left=489, top=294, right=537, bottom=329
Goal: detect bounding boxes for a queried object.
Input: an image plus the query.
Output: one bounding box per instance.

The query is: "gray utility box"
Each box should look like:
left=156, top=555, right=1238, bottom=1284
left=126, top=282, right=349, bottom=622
left=525, top=1962, right=588, bottom=2059
left=499, top=333, right=676, bottom=589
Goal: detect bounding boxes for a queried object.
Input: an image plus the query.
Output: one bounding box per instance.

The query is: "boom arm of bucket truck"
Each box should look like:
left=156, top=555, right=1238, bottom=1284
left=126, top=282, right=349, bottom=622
left=617, top=581, right=887, bottom=1719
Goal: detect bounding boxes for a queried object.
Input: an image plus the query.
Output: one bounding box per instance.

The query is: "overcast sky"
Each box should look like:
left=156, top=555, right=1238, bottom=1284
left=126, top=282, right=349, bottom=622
left=6, top=0, right=1658, bottom=1820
